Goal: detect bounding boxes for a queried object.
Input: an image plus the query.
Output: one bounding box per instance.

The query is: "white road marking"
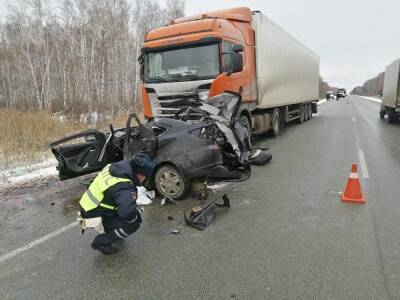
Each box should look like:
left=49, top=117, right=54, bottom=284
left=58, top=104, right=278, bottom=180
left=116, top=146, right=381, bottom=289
left=358, top=150, right=370, bottom=179
left=0, top=221, right=78, bottom=264
left=352, top=117, right=356, bottom=123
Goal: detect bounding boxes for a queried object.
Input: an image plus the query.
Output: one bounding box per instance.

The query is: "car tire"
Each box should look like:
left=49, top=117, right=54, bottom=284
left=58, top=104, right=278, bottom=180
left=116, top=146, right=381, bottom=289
left=154, top=164, right=188, bottom=200
left=271, top=108, right=281, bottom=137
left=297, top=105, right=305, bottom=124
left=240, top=115, right=252, bottom=138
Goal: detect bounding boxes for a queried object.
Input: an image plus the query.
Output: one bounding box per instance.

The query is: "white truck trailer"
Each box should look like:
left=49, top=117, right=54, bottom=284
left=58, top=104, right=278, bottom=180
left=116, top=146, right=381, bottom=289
left=380, top=59, right=400, bottom=123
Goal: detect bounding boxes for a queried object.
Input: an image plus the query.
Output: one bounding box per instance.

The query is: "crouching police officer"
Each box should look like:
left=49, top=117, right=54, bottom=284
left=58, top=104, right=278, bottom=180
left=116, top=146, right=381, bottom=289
left=79, top=153, right=154, bottom=255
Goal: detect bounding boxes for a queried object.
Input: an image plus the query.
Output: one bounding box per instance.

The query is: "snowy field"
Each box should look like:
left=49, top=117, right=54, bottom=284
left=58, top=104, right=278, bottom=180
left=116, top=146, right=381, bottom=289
left=0, top=157, right=58, bottom=187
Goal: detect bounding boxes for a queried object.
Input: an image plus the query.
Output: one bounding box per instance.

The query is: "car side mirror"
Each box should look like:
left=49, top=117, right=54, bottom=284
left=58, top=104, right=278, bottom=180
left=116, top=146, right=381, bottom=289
left=231, top=52, right=243, bottom=73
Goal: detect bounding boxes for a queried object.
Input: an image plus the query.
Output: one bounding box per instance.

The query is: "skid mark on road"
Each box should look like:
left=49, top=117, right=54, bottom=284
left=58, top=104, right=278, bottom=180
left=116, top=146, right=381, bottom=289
left=0, top=221, right=78, bottom=264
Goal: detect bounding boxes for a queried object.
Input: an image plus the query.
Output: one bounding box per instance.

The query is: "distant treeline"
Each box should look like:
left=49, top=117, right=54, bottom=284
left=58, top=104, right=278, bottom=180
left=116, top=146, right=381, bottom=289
left=351, top=72, right=385, bottom=96
left=0, top=0, right=185, bottom=117
left=319, top=77, right=337, bottom=98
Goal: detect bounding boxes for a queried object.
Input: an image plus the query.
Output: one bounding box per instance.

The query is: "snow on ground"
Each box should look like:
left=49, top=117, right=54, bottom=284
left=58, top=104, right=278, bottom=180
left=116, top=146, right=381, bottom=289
left=318, top=99, right=327, bottom=105
left=0, top=157, right=58, bottom=187
left=359, top=96, right=382, bottom=103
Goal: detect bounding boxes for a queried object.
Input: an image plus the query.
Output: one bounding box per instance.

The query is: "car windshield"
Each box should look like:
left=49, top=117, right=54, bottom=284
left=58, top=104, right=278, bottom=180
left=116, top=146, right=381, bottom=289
left=144, top=43, right=220, bottom=83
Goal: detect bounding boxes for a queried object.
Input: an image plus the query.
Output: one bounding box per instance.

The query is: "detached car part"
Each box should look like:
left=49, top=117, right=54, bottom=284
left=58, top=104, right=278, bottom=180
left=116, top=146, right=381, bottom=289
left=184, top=194, right=231, bottom=231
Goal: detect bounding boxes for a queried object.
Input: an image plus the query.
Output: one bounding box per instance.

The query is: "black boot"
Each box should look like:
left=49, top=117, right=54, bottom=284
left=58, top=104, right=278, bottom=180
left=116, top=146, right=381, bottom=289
left=91, top=241, right=119, bottom=255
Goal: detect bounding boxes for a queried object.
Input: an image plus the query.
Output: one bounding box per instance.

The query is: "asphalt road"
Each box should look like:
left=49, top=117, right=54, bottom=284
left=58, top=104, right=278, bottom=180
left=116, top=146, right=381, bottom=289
left=1, top=96, right=400, bottom=299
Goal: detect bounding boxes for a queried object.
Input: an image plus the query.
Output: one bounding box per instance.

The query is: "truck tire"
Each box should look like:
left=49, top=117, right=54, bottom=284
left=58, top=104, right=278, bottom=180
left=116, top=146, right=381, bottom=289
left=297, top=105, right=305, bottom=124
left=154, top=164, right=189, bottom=200
left=304, top=105, right=308, bottom=121
left=387, top=108, right=397, bottom=123
left=240, top=115, right=251, bottom=138
left=271, top=108, right=281, bottom=137
left=308, top=104, right=313, bottom=119
left=379, top=106, right=385, bottom=119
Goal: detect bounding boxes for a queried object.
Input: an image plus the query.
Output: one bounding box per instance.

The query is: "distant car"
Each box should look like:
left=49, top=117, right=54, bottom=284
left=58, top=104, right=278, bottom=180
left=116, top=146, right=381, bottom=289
left=49, top=93, right=257, bottom=200
left=336, top=88, right=347, bottom=99
left=326, top=91, right=334, bottom=100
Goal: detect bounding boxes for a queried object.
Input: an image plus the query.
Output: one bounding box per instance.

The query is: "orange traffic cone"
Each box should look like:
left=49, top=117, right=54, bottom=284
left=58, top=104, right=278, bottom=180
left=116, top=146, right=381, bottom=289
left=342, top=163, right=365, bottom=204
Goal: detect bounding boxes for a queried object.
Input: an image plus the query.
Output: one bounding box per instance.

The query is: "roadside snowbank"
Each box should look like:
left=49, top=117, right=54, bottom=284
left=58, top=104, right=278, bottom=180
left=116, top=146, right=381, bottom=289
left=359, top=96, right=382, bottom=103
left=0, top=158, right=58, bottom=186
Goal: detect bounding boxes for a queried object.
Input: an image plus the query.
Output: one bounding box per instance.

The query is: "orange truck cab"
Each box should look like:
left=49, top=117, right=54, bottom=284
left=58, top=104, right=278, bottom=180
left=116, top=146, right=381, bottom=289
left=140, top=7, right=320, bottom=136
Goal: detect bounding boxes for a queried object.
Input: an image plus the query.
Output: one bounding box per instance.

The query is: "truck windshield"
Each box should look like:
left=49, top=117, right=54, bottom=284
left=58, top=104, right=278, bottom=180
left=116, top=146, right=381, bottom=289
left=144, top=43, right=220, bottom=83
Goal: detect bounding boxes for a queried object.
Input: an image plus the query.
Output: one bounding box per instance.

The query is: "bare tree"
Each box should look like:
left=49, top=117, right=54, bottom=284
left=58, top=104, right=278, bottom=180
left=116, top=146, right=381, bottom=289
left=0, top=0, right=186, bottom=121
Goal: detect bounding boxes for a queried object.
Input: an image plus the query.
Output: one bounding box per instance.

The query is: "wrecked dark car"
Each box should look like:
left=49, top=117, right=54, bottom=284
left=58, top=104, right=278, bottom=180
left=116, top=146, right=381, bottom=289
left=49, top=92, right=270, bottom=199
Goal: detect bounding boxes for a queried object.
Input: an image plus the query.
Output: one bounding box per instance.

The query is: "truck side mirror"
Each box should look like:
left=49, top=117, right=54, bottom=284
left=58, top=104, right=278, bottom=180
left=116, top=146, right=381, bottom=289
left=231, top=52, right=243, bottom=73
left=232, top=44, right=244, bottom=53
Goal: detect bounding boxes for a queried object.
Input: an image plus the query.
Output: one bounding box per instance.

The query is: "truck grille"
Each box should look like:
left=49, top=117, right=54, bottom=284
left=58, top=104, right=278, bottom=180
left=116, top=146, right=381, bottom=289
left=149, top=93, right=201, bottom=117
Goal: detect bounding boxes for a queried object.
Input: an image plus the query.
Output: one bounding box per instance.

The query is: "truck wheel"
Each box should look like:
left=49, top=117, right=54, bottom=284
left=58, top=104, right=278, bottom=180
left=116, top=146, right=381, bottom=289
left=154, top=164, right=189, bottom=200
left=387, top=108, right=397, bottom=123
left=379, top=106, right=385, bottom=119
left=297, top=105, right=305, bottom=124
left=304, top=105, right=308, bottom=121
left=308, top=104, right=313, bottom=119
left=271, top=109, right=281, bottom=137
left=240, top=115, right=251, bottom=138
left=305, top=105, right=310, bottom=121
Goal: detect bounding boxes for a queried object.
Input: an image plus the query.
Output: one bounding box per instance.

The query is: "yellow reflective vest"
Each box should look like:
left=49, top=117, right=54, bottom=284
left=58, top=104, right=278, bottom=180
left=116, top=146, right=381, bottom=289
left=79, top=165, right=132, bottom=212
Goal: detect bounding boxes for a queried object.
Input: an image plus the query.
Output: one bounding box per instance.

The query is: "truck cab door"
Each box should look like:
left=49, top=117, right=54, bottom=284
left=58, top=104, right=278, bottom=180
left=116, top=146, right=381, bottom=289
left=49, top=129, right=110, bottom=180
left=221, top=41, right=251, bottom=100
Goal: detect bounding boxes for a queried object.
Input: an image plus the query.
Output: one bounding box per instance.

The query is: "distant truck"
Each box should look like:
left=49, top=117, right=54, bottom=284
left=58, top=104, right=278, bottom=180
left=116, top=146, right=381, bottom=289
left=380, top=60, right=400, bottom=123
left=139, top=7, right=320, bottom=136
left=326, top=91, right=334, bottom=100
left=336, top=88, right=347, bottom=99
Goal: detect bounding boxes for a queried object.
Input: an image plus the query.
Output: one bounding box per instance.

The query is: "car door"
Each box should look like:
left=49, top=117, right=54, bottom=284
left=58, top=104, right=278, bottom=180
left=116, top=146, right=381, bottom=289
left=49, top=129, right=109, bottom=180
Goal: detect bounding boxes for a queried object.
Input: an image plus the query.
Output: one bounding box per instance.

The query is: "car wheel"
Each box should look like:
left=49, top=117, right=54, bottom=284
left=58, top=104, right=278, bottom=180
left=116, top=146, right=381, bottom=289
left=240, top=115, right=252, bottom=138
left=271, top=108, right=281, bottom=137
left=154, top=164, right=188, bottom=200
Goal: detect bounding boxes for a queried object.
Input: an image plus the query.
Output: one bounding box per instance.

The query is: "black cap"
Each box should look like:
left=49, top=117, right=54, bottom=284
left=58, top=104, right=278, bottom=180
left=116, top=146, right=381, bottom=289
left=129, top=153, right=155, bottom=176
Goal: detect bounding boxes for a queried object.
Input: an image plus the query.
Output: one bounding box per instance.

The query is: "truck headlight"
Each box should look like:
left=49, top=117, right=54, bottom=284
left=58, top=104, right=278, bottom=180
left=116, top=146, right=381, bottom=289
left=198, top=90, right=210, bottom=101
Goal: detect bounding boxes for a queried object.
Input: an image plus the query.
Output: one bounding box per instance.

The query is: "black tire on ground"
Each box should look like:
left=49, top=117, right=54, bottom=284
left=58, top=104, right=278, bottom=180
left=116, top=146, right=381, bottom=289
left=387, top=108, right=397, bottom=123
left=304, top=104, right=309, bottom=121
left=271, top=108, right=281, bottom=137
left=297, top=104, right=305, bottom=124
left=154, top=164, right=189, bottom=200
left=309, top=104, right=313, bottom=119
left=240, top=115, right=252, bottom=138
left=379, top=110, right=385, bottom=119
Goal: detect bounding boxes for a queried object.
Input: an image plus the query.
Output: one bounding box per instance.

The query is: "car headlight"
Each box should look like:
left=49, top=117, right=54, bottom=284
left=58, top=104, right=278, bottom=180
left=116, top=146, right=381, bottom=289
left=198, top=90, right=210, bottom=101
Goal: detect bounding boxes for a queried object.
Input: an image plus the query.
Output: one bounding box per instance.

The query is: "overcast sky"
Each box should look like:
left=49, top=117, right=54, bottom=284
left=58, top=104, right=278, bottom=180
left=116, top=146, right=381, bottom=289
left=1, top=0, right=399, bottom=90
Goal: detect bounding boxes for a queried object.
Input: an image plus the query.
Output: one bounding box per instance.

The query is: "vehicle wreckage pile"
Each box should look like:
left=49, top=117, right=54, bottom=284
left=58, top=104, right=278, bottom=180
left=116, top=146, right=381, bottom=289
left=50, top=93, right=272, bottom=228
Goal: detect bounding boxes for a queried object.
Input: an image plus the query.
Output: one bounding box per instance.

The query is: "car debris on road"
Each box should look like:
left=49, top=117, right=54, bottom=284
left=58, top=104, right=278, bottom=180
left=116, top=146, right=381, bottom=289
left=184, top=194, right=231, bottom=231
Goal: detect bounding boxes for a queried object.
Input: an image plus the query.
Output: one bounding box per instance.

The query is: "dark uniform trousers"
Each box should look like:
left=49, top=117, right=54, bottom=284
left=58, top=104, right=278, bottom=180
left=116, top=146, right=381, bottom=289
left=94, top=213, right=141, bottom=246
